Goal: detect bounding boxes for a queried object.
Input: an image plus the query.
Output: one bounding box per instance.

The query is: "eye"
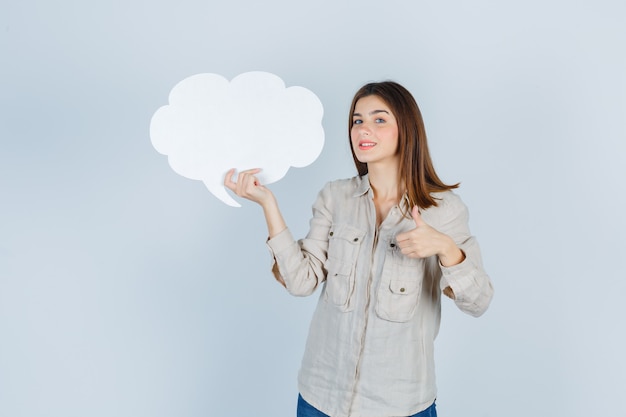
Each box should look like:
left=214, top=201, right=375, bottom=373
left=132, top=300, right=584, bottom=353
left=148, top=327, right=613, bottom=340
left=375, top=118, right=386, bottom=123
left=352, top=119, right=362, bottom=125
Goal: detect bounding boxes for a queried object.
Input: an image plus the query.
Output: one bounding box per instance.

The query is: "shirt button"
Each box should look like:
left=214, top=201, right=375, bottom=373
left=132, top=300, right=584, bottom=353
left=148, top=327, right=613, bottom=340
left=400, top=287, right=406, bottom=293
left=329, top=231, right=334, bottom=237
left=353, top=237, right=359, bottom=242
left=390, top=243, right=396, bottom=248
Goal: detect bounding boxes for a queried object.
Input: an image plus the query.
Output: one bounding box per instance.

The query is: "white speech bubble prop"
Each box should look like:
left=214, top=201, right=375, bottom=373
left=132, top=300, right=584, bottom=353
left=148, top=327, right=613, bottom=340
left=150, top=72, right=325, bottom=207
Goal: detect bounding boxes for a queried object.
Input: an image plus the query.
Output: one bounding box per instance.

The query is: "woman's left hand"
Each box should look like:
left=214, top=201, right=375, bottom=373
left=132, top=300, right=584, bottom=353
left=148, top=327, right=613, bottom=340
left=396, top=206, right=465, bottom=267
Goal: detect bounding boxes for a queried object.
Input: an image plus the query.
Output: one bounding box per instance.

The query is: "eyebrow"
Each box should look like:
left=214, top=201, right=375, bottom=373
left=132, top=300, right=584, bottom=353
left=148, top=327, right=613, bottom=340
left=352, top=109, right=390, bottom=117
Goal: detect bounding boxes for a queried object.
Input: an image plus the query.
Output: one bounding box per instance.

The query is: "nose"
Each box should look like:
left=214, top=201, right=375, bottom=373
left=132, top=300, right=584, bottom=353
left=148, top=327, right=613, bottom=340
left=357, top=123, right=371, bottom=136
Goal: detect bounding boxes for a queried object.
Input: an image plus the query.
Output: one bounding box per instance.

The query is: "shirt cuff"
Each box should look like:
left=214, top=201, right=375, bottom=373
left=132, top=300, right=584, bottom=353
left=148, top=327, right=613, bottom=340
left=439, top=256, right=479, bottom=299
left=266, top=227, right=295, bottom=256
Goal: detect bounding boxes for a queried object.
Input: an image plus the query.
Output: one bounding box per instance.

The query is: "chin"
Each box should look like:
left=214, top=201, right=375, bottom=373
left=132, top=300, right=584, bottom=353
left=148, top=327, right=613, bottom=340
left=353, top=151, right=371, bottom=163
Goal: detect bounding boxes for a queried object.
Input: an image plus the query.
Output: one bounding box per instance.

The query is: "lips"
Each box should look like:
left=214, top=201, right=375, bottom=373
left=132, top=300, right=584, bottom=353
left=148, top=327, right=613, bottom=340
left=358, top=140, right=376, bottom=150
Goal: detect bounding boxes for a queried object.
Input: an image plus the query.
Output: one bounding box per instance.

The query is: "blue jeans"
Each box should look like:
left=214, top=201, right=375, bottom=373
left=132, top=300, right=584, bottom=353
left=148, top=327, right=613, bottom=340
left=297, top=394, right=437, bottom=417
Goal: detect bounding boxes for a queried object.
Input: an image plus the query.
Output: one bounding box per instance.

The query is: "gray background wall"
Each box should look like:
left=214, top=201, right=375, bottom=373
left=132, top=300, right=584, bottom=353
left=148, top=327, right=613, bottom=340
left=1, top=1, right=625, bottom=416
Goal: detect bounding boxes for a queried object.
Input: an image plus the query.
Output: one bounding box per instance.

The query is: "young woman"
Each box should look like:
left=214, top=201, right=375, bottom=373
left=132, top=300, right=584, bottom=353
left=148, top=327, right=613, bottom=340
left=224, top=81, right=494, bottom=417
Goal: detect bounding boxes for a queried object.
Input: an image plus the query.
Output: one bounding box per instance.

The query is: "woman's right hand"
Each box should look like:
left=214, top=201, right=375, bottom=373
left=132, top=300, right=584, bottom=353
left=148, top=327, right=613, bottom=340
left=223, top=168, right=274, bottom=207
left=224, top=168, right=287, bottom=239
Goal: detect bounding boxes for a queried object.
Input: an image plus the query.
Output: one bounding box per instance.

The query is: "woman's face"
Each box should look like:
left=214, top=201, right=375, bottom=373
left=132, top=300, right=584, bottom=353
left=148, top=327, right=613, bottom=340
left=350, top=95, right=399, bottom=166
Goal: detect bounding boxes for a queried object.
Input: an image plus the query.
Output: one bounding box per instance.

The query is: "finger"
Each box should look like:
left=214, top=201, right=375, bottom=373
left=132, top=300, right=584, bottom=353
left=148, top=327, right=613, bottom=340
left=411, top=206, right=426, bottom=227
left=399, top=243, right=418, bottom=258
left=395, top=231, right=408, bottom=242
left=239, top=167, right=262, bottom=176
left=239, top=172, right=261, bottom=196
left=396, top=232, right=411, bottom=244
left=237, top=168, right=262, bottom=190
left=236, top=172, right=250, bottom=195
left=397, top=239, right=413, bottom=250
left=248, top=168, right=262, bottom=186
left=223, top=168, right=237, bottom=191
left=400, top=246, right=413, bottom=257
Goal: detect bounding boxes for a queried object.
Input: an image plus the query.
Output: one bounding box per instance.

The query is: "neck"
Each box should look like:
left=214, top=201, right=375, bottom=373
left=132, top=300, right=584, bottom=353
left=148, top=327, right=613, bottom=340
left=367, top=162, right=403, bottom=201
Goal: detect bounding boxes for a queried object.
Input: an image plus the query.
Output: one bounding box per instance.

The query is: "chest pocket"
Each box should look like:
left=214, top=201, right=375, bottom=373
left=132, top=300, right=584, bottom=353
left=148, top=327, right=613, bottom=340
left=376, top=249, right=424, bottom=322
left=323, top=223, right=366, bottom=312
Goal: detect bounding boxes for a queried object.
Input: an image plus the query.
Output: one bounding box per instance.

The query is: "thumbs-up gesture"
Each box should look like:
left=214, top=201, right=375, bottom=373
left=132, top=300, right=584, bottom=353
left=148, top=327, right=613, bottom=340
left=396, top=206, right=465, bottom=267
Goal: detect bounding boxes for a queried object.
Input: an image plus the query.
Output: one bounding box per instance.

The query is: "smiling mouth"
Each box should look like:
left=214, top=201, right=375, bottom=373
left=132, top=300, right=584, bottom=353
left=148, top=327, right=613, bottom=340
left=359, top=142, right=376, bottom=149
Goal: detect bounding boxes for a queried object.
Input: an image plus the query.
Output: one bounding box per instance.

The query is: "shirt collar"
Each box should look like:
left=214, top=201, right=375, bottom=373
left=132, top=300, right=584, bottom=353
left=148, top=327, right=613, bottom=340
left=353, top=174, right=371, bottom=197
left=353, top=174, right=412, bottom=213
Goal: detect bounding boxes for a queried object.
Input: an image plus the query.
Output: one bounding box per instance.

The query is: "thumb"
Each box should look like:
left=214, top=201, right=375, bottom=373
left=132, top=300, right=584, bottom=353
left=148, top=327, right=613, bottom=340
left=411, top=206, right=426, bottom=227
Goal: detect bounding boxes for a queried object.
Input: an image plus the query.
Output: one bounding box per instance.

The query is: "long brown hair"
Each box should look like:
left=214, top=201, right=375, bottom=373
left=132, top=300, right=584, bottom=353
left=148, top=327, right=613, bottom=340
left=348, top=81, right=458, bottom=210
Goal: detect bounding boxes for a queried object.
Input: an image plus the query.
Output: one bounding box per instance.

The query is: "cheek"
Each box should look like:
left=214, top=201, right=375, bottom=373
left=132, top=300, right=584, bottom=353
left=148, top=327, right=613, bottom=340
left=392, top=129, right=399, bottom=147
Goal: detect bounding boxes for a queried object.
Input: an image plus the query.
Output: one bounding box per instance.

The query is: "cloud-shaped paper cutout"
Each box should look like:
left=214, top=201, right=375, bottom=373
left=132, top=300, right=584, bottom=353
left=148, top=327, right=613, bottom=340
left=150, top=72, right=325, bottom=207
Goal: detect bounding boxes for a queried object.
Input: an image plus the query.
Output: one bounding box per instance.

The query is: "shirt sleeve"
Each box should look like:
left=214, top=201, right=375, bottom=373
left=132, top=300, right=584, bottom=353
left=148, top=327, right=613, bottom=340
left=265, top=183, right=333, bottom=297
left=436, top=193, right=494, bottom=317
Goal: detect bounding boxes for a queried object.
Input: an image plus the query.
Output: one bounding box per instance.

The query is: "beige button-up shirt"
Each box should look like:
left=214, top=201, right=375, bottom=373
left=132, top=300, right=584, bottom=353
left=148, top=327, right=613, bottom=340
left=267, top=175, right=493, bottom=417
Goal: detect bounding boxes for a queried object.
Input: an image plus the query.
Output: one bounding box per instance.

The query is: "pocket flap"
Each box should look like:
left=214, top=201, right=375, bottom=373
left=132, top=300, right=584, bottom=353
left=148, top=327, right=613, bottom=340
left=389, top=279, right=419, bottom=295
left=328, top=223, right=366, bottom=244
